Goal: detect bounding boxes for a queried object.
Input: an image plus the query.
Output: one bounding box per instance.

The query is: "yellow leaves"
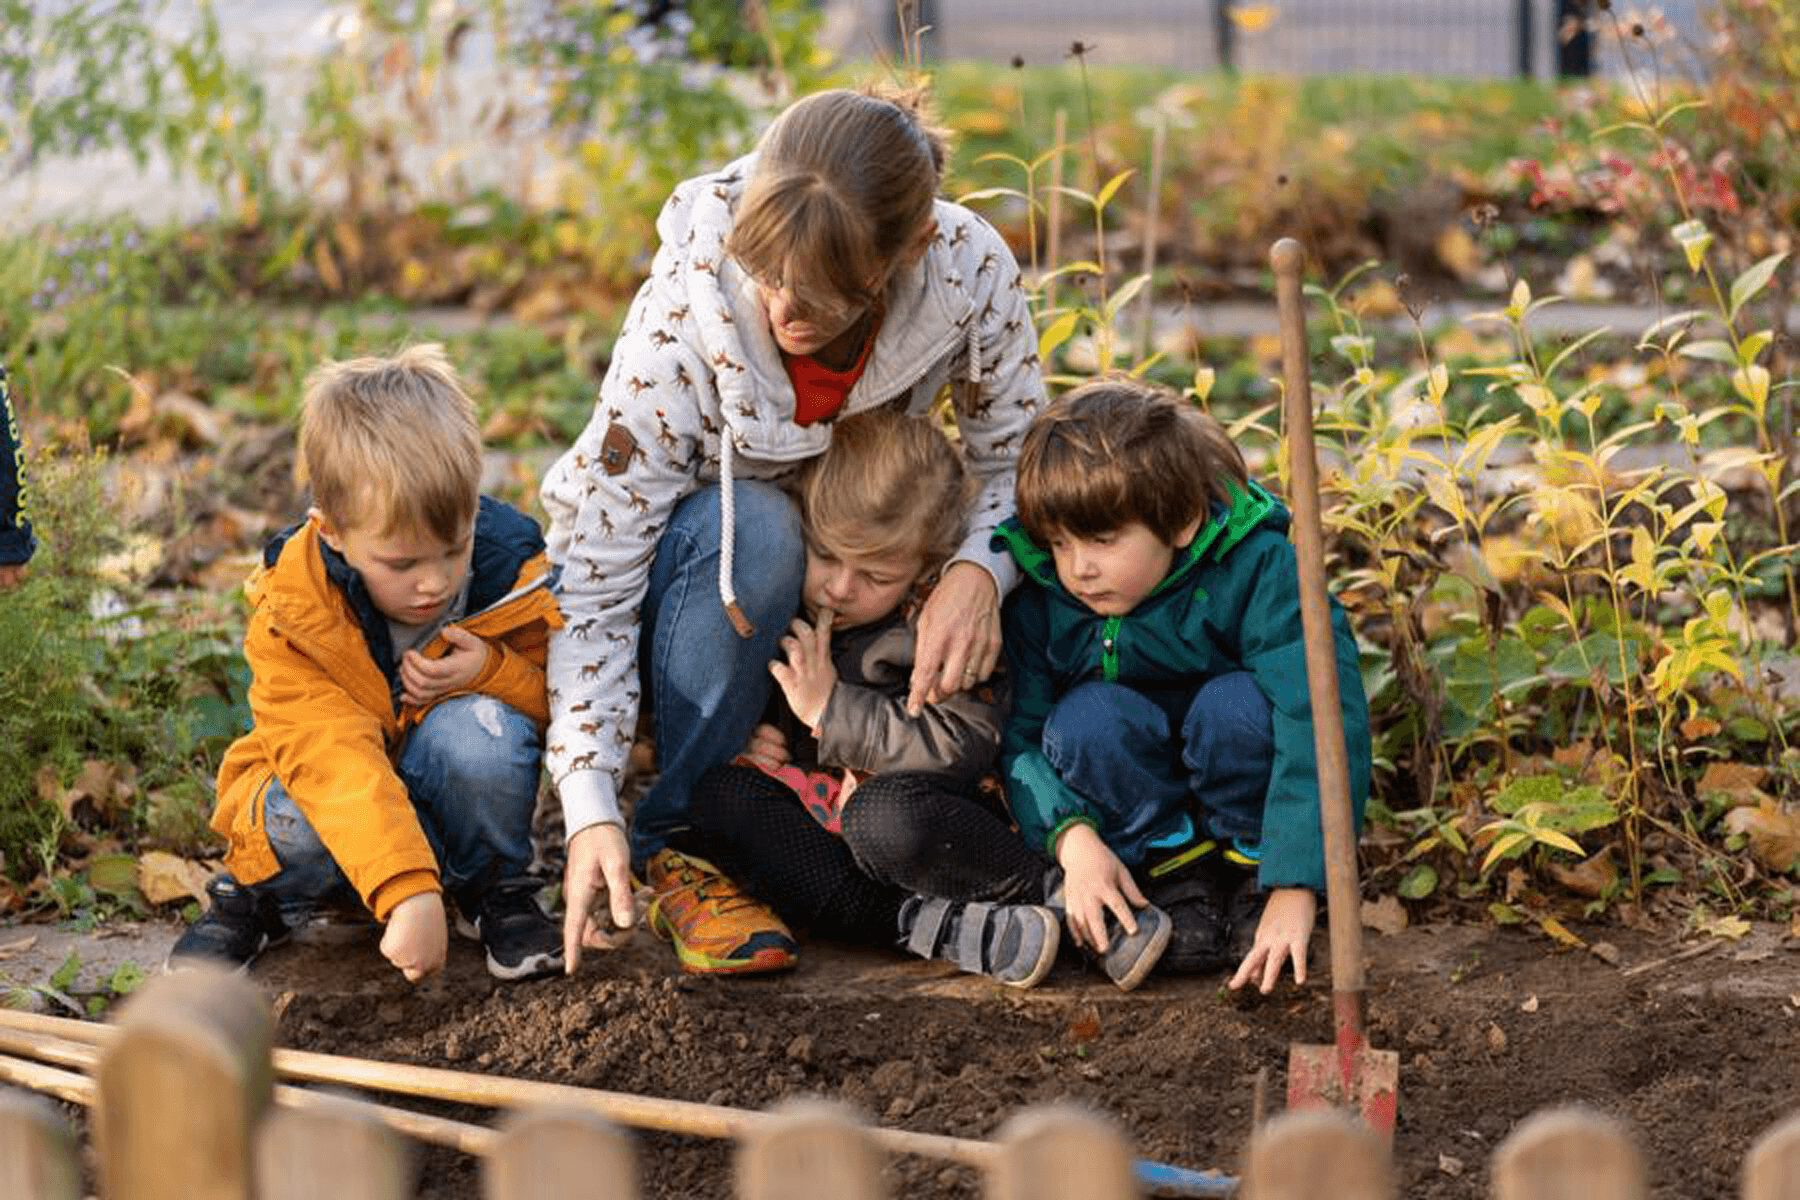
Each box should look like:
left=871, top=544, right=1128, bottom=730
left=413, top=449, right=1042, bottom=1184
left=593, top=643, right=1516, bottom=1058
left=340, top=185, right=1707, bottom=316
left=1698, top=762, right=1770, bottom=804
left=41, top=760, right=139, bottom=827
left=1435, top=226, right=1484, bottom=281
left=1693, top=912, right=1753, bottom=941
left=1537, top=915, right=1587, bottom=949
left=1190, top=366, right=1216, bottom=405
left=1228, top=4, right=1277, bottom=32
left=1731, top=365, right=1771, bottom=420
left=1548, top=848, right=1618, bottom=900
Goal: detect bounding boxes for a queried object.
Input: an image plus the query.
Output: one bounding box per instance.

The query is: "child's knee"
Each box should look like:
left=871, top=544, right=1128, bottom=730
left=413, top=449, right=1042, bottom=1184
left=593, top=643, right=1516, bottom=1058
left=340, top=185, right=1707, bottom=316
left=412, top=696, right=541, bottom=791
left=840, top=780, right=937, bottom=870
left=1183, top=672, right=1273, bottom=750
left=1043, top=681, right=1164, bottom=763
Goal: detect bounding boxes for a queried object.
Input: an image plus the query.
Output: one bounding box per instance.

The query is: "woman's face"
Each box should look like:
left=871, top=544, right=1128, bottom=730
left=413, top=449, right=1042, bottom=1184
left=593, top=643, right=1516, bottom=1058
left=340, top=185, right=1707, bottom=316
left=757, top=281, right=868, bottom=358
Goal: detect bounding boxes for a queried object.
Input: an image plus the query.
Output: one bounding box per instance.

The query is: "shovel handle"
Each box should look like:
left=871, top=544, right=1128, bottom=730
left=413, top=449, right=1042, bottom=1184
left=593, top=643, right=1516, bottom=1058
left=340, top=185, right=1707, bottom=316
left=1271, top=238, right=1364, bottom=1001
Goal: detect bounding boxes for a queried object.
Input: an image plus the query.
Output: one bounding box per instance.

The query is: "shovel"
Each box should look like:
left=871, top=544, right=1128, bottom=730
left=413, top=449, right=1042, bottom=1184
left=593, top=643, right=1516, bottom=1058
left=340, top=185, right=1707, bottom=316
left=1269, top=237, right=1400, bottom=1140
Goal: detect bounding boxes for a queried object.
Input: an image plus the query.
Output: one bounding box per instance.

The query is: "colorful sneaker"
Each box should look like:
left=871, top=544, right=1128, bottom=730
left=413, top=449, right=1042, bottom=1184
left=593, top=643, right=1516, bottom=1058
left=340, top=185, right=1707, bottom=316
left=468, top=877, right=565, bottom=981
left=645, top=850, right=797, bottom=975
left=1044, top=869, right=1171, bottom=992
left=898, top=895, right=1060, bottom=989
left=167, top=876, right=289, bottom=972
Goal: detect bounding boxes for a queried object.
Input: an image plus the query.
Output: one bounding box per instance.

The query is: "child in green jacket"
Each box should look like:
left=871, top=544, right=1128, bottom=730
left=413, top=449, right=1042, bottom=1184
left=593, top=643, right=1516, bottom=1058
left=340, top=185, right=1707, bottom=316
left=996, top=377, right=1372, bottom=991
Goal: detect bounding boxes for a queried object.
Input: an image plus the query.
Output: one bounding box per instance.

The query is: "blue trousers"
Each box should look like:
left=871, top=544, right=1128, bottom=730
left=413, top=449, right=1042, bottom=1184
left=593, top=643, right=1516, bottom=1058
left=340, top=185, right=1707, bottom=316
left=1041, top=672, right=1274, bottom=869
left=632, top=481, right=805, bottom=867
left=249, top=694, right=541, bottom=920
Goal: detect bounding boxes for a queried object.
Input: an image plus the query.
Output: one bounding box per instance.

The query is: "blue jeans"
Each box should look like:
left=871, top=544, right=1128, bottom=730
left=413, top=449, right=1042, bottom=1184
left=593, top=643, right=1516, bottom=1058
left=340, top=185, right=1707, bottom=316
left=250, top=694, right=542, bottom=921
left=634, top=481, right=804, bottom=867
left=1041, top=672, right=1273, bottom=869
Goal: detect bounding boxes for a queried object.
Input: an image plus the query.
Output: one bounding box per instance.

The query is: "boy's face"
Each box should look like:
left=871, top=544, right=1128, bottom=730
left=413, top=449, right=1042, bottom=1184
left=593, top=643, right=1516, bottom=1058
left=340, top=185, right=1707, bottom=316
left=1047, top=515, right=1202, bottom=616
left=317, top=511, right=475, bottom=626
left=802, top=541, right=923, bottom=631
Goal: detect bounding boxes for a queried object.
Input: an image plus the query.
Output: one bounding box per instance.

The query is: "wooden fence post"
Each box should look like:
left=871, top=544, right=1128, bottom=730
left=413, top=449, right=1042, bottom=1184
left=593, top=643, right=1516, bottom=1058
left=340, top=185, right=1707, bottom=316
left=737, top=1099, right=886, bottom=1200
left=94, top=966, right=273, bottom=1200
left=1493, top=1108, right=1644, bottom=1200
left=0, top=1089, right=78, bottom=1200
left=1243, top=1109, right=1392, bottom=1200
left=1745, top=1113, right=1800, bottom=1200
left=988, top=1104, right=1135, bottom=1200
left=257, top=1092, right=411, bottom=1200
left=487, top=1107, right=637, bottom=1200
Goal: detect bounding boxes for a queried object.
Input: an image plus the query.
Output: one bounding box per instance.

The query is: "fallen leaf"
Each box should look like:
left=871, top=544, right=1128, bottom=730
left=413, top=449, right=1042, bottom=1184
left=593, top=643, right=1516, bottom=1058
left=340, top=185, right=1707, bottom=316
left=86, top=853, right=139, bottom=898
left=1680, top=716, right=1722, bottom=740
left=1436, top=226, right=1483, bottom=281
left=59, top=760, right=138, bottom=826
left=1438, top=1153, right=1465, bottom=1178
left=1486, top=1023, right=1508, bottom=1053
left=1538, top=915, right=1587, bottom=949
left=152, top=392, right=224, bottom=448
left=1589, top=941, right=1622, bottom=966
left=1722, top=803, right=1800, bottom=874
left=1520, top=995, right=1539, bottom=1013
left=1695, top=913, right=1752, bottom=941
left=1549, top=847, right=1618, bottom=899
left=136, top=851, right=215, bottom=907
left=1361, top=894, right=1408, bottom=936
left=0, top=936, right=38, bottom=960
left=1067, top=1005, right=1102, bottom=1044
left=1699, top=762, right=1770, bottom=804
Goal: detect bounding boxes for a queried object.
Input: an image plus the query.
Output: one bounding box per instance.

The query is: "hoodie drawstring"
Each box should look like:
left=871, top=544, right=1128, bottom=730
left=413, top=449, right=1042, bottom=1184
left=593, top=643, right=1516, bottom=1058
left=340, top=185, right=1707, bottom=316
left=717, top=434, right=755, bottom=638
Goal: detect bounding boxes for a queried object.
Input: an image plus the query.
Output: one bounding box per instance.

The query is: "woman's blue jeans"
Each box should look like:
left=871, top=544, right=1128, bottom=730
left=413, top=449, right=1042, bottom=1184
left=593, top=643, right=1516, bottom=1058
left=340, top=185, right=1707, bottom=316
left=1040, top=672, right=1274, bottom=868
left=249, top=694, right=541, bottom=920
left=632, top=481, right=805, bottom=868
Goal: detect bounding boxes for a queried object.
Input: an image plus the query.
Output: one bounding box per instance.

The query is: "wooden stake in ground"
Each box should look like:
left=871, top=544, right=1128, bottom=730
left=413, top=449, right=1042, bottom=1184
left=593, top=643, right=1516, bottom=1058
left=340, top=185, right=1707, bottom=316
left=96, top=966, right=273, bottom=1200
left=0, top=1086, right=79, bottom=1200
left=1136, top=110, right=1168, bottom=362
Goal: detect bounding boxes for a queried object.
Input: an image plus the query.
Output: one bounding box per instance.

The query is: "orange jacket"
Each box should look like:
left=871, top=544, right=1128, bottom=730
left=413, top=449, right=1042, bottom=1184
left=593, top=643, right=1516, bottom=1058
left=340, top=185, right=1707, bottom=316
left=211, top=498, right=563, bottom=920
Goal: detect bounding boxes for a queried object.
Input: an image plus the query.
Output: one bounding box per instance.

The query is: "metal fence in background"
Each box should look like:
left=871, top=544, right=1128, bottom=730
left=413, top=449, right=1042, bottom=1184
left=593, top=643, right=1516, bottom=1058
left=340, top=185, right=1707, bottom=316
left=829, top=0, right=1714, bottom=79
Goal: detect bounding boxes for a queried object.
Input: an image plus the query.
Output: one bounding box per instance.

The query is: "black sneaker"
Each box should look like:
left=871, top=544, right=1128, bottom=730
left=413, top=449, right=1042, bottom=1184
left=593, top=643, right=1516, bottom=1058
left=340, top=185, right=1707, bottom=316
left=469, top=878, right=564, bottom=981
left=167, top=876, right=289, bottom=972
left=898, top=895, right=1061, bottom=989
left=1139, top=845, right=1246, bottom=975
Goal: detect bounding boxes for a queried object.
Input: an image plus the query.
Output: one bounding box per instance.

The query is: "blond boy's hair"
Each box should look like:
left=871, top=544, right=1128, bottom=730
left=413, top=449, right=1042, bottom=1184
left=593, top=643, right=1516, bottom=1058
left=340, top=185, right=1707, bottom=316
left=800, top=408, right=971, bottom=570
left=297, top=344, right=482, bottom=540
left=1017, top=377, right=1249, bottom=545
left=727, top=84, right=951, bottom=325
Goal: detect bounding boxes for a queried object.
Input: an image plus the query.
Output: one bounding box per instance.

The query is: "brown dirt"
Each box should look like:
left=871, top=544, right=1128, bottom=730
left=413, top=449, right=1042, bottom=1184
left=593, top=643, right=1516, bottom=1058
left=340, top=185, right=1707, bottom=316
left=255, top=917, right=1800, bottom=1198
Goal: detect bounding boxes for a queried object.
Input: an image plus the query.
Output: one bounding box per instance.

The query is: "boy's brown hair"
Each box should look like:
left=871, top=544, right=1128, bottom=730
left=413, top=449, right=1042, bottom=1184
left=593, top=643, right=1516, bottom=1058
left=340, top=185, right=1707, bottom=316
left=1017, top=377, right=1249, bottom=545
left=297, top=344, right=482, bottom=541
left=727, top=84, right=951, bottom=326
left=800, top=407, right=971, bottom=570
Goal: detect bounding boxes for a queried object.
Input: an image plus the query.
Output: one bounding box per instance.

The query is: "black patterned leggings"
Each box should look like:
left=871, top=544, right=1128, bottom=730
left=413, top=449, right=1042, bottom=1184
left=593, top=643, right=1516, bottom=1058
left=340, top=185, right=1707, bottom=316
left=675, top=765, right=1049, bottom=947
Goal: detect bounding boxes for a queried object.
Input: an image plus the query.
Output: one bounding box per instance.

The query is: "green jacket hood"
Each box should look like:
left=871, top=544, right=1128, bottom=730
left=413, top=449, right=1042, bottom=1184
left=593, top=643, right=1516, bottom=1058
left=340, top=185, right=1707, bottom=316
left=991, top=479, right=1287, bottom=599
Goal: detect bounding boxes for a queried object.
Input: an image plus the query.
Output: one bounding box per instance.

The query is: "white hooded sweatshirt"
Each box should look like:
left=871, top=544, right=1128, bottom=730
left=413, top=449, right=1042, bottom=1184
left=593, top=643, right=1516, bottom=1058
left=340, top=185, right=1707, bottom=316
left=541, top=154, right=1046, bottom=838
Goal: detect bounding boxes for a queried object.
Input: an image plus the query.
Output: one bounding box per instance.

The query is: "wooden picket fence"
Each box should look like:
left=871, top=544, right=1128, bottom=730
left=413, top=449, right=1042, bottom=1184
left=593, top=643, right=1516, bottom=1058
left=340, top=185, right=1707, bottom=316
left=5, top=968, right=1800, bottom=1199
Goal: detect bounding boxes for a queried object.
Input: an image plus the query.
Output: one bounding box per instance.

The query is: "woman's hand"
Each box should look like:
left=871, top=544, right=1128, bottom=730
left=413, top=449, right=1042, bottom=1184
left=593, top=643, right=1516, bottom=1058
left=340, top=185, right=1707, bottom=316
left=401, top=626, right=491, bottom=708
left=770, top=609, right=837, bottom=730
left=907, top=562, right=1001, bottom=714
left=1053, top=823, right=1148, bottom=954
left=1228, top=886, right=1316, bottom=993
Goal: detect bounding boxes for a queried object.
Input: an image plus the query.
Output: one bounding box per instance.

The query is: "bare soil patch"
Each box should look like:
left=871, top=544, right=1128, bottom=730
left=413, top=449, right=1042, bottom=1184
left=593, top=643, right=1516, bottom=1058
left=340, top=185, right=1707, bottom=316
left=247, top=918, right=1800, bottom=1198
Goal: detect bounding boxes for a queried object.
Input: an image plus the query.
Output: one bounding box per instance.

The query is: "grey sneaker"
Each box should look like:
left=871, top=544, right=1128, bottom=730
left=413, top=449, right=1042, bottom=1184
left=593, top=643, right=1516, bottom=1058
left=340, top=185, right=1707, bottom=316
left=898, top=895, right=1061, bottom=989
left=1044, top=870, right=1171, bottom=992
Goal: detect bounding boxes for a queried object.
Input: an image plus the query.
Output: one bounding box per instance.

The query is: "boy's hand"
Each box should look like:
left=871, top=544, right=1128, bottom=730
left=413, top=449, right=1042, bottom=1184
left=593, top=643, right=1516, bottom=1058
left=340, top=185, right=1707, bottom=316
left=1054, top=823, right=1149, bottom=954
left=769, top=609, right=836, bottom=730
left=742, top=723, right=791, bottom=772
left=0, top=564, right=26, bottom=590
left=1228, top=886, right=1316, bottom=994
left=561, top=821, right=635, bottom=975
left=380, top=892, right=448, bottom=983
left=401, top=626, right=491, bottom=708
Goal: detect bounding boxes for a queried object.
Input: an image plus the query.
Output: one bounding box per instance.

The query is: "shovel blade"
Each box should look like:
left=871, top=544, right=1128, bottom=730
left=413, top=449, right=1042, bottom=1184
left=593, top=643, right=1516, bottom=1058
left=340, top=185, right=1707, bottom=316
left=1286, top=1041, right=1399, bottom=1142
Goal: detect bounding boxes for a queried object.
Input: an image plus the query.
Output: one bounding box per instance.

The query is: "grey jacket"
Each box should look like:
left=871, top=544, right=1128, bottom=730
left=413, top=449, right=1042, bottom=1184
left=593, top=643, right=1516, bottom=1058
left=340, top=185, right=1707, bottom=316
left=785, top=608, right=1002, bottom=791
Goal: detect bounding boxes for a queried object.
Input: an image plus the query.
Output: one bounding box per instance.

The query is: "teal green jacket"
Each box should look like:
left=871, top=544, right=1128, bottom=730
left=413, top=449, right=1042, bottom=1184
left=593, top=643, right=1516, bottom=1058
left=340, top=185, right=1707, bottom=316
left=994, top=482, right=1371, bottom=892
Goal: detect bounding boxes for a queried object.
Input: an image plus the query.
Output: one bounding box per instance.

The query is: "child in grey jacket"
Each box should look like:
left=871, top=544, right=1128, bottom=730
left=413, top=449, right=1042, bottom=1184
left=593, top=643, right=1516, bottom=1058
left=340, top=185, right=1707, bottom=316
left=664, top=408, right=1062, bottom=987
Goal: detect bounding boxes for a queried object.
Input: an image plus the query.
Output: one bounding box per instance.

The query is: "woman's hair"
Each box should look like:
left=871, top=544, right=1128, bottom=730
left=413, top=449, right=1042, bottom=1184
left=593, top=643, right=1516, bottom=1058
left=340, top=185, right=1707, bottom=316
left=800, top=407, right=971, bottom=570
left=1017, top=377, right=1250, bottom=545
left=727, top=84, right=951, bottom=323
left=297, top=343, right=482, bottom=541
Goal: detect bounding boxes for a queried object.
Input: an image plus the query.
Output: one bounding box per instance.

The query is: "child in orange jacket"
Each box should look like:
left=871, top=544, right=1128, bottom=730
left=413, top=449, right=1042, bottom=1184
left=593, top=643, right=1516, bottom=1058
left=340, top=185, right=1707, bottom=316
left=173, top=346, right=566, bottom=982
